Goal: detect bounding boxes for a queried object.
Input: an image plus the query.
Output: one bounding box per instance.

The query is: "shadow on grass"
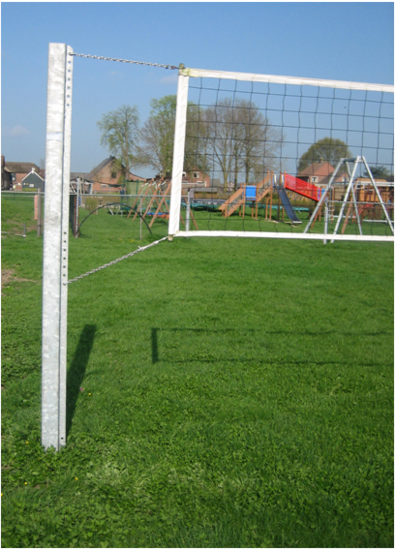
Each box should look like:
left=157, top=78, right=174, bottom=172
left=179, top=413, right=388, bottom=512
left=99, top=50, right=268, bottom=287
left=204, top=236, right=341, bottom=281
left=66, top=324, right=96, bottom=436
left=152, top=327, right=159, bottom=364
left=151, top=327, right=392, bottom=367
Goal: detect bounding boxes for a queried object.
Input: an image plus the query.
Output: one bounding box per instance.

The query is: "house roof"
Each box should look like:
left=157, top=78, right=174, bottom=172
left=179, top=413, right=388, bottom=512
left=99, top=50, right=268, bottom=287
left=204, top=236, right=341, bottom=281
left=87, top=157, right=147, bottom=182
left=70, top=172, right=91, bottom=181
left=5, top=161, right=40, bottom=173
left=87, top=158, right=114, bottom=180
left=298, top=161, right=335, bottom=177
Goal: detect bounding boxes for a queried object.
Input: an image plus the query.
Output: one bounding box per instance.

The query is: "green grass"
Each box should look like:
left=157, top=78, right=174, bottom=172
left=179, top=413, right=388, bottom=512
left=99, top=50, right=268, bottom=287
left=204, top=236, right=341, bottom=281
left=1, top=195, right=394, bottom=547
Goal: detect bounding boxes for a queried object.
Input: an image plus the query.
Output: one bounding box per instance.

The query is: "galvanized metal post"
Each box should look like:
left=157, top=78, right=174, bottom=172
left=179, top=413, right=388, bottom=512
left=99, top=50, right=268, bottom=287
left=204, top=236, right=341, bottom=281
left=41, top=43, right=73, bottom=451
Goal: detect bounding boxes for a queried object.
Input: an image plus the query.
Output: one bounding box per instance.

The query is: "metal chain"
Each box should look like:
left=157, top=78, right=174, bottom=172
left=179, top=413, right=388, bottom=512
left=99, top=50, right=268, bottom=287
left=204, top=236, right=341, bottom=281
left=65, top=236, right=168, bottom=285
left=69, top=52, right=178, bottom=70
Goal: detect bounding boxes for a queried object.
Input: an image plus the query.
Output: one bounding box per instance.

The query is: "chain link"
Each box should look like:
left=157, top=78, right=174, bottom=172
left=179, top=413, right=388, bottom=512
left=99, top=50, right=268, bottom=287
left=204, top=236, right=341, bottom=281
left=65, top=236, right=168, bottom=285
left=69, top=52, right=178, bottom=70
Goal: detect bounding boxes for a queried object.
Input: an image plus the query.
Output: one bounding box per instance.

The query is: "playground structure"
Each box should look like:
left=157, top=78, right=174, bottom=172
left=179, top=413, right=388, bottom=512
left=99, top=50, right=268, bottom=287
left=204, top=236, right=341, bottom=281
left=122, top=177, right=198, bottom=230
left=304, top=157, right=394, bottom=240
left=219, top=172, right=272, bottom=218
left=71, top=176, right=202, bottom=237
left=219, top=171, right=323, bottom=225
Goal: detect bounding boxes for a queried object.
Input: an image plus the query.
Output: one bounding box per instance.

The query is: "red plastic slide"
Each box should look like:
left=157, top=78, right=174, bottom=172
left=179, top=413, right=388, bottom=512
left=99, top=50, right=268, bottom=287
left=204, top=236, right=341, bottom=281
left=283, top=173, right=323, bottom=202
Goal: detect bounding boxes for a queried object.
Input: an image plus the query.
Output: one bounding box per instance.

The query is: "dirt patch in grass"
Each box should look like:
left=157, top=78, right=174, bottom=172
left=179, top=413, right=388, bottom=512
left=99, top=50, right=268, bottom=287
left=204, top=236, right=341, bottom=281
left=1, top=268, right=37, bottom=294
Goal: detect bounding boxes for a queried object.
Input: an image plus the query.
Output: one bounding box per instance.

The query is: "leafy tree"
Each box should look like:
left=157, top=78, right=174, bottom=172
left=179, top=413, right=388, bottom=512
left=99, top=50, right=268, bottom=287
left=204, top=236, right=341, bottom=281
left=97, top=105, right=140, bottom=184
left=297, top=137, right=352, bottom=173
left=137, top=96, right=176, bottom=177
left=137, top=95, right=209, bottom=178
left=364, top=165, right=392, bottom=180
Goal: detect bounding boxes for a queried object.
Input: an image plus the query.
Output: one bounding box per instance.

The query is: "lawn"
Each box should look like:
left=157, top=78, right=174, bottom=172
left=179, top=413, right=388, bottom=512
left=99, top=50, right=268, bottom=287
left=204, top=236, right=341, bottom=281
left=1, top=194, right=394, bottom=547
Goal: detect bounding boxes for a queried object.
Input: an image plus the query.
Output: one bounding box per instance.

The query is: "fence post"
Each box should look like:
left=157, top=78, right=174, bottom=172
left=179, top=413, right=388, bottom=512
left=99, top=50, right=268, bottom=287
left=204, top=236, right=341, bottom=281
left=37, top=191, right=42, bottom=236
left=140, top=196, right=142, bottom=240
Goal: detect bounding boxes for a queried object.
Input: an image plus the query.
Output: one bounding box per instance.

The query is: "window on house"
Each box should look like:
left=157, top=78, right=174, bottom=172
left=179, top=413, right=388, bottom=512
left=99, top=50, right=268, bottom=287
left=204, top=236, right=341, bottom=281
left=311, top=176, right=318, bottom=183
left=101, top=184, right=107, bottom=188
left=182, top=172, right=186, bottom=178
left=111, top=172, right=117, bottom=179
left=194, top=172, right=199, bottom=179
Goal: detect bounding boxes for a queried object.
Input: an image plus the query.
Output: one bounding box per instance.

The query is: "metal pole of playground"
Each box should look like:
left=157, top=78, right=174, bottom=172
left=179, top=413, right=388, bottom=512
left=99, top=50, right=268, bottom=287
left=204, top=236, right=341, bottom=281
left=186, top=188, right=192, bottom=232
left=324, top=198, right=329, bottom=245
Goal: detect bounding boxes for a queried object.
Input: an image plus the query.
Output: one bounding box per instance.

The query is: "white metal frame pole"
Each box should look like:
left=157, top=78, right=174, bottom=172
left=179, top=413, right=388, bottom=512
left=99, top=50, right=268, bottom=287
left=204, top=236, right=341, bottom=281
left=331, top=158, right=360, bottom=242
left=168, top=67, right=189, bottom=238
left=303, top=159, right=344, bottom=234
left=41, top=43, right=73, bottom=450
left=361, top=157, right=394, bottom=234
left=323, top=199, right=329, bottom=245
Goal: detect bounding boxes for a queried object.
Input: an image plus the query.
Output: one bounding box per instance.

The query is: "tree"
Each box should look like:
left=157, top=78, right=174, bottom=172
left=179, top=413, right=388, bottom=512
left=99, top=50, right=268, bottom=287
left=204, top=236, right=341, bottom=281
left=137, top=96, right=176, bottom=177
left=203, top=98, right=283, bottom=190
left=97, top=105, right=140, bottom=184
left=137, top=95, right=209, bottom=178
left=297, top=137, right=352, bottom=173
left=364, top=165, right=392, bottom=180
left=202, top=98, right=235, bottom=189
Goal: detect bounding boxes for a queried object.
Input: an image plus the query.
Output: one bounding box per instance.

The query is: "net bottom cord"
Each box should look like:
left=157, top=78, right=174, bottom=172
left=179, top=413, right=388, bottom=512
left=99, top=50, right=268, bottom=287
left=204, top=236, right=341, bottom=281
left=65, top=236, right=168, bottom=285
left=172, top=230, right=394, bottom=242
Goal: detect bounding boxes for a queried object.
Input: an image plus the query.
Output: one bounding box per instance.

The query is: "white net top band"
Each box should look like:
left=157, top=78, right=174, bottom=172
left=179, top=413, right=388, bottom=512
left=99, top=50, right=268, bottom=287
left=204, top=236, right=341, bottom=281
left=180, top=67, right=394, bottom=94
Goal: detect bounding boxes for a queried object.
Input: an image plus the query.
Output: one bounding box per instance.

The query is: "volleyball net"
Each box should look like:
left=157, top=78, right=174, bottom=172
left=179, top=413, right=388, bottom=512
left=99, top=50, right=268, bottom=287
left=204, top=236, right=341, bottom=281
left=168, top=67, right=394, bottom=241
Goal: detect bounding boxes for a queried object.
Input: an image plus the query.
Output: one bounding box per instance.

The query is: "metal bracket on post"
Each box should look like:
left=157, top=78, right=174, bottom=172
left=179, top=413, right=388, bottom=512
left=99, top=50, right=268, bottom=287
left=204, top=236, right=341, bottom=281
left=41, top=43, right=73, bottom=451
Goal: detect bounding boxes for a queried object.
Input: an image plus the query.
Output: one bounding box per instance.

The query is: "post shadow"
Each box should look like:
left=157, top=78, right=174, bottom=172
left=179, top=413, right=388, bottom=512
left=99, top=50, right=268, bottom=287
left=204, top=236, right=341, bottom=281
left=66, top=324, right=96, bottom=436
left=151, top=328, right=159, bottom=364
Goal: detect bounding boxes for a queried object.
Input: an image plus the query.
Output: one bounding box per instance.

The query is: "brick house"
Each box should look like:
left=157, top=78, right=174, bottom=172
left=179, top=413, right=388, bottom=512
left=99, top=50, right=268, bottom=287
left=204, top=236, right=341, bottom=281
left=87, top=157, right=147, bottom=193
left=182, top=169, right=210, bottom=188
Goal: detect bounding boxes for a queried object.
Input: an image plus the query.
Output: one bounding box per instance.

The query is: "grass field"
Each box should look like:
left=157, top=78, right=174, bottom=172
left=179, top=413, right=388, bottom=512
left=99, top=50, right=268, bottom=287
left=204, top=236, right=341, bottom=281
left=1, top=193, right=394, bottom=547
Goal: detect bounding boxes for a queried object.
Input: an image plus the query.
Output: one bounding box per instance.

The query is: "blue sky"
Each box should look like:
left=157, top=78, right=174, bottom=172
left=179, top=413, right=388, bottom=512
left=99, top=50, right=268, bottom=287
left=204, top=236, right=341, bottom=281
left=1, top=2, right=394, bottom=175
